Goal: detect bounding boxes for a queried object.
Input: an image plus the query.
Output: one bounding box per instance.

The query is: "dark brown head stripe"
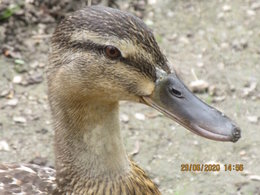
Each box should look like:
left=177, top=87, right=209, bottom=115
left=120, top=57, right=156, bottom=81
left=67, top=39, right=157, bottom=80
left=52, top=6, right=170, bottom=76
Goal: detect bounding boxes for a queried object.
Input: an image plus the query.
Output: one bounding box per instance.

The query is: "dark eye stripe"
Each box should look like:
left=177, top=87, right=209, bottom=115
left=69, top=40, right=105, bottom=54
left=120, top=57, right=156, bottom=81
left=60, top=39, right=156, bottom=80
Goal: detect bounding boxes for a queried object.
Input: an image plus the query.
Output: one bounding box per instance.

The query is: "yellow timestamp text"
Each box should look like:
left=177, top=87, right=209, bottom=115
left=181, top=164, right=244, bottom=172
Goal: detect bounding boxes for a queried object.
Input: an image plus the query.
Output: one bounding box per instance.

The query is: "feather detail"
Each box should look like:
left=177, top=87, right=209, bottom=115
left=0, top=160, right=160, bottom=194
left=54, top=160, right=160, bottom=195
left=0, top=163, right=56, bottom=194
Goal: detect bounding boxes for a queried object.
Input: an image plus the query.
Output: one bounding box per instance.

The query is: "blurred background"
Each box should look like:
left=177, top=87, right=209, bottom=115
left=0, top=0, right=259, bottom=194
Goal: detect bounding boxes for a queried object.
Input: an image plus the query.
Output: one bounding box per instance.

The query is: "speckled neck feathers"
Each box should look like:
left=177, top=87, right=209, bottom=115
left=52, top=100, right=128, bottom=188
left=47, top=91, right=161, bottom=194
left=46, top=5, right=162, bottom=194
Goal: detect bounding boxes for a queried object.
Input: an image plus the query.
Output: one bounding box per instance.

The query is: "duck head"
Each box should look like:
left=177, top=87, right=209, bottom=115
left=48, top=6, right=241, bottom=142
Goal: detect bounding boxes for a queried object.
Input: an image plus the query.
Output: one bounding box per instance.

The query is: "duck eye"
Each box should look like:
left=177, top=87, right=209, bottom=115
left=105, top=45, right=121, bottom=59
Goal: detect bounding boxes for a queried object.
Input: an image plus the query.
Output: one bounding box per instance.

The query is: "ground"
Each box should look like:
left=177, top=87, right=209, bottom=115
left=0, top=0, right=259, bottom=194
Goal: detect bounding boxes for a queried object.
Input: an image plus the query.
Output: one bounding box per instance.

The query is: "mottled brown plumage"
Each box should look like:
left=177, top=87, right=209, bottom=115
left=0, top=163, right=56, bottom=194
left=0, top=4, right=241, bottom=195
left=47, top=6, right=166, bottom=194
left=1, top=6, right=166, bottom=195
left=52, top=161, right=160, bottom=195
left=0, top=161, right=160, bottom=194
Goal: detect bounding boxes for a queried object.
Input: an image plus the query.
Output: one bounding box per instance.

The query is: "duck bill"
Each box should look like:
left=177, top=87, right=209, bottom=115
left=142, top=74, right=241, bottom=142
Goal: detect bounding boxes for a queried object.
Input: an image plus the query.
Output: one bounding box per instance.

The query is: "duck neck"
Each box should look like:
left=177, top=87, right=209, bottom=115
left=52, top=99, right=130, bottom=184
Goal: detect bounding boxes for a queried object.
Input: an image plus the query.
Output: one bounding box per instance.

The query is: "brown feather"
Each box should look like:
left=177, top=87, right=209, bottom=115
left=53, top=160, right=160, bottom=195
left=1, top=6, right=168, bottom=195
left=0, top=163, right=56, bottom=194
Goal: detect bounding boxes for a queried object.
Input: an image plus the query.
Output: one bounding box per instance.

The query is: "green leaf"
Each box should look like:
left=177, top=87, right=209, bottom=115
left=14, top=59, right=25, bottom=65
left=0, top=5, right=20, bottom=20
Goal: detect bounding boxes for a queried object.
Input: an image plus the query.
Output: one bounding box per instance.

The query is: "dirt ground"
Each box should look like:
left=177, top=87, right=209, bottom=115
left=0, top=0, right=259, bottom=194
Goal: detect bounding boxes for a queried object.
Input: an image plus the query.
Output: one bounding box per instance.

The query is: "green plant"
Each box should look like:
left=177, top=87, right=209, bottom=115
left=0, top=4, right=20, bottom=21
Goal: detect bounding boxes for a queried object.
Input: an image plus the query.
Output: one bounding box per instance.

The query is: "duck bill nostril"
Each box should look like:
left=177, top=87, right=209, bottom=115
left=169, top=87, right=183, bottom=98
left=142, top=73, right=241, bottom=142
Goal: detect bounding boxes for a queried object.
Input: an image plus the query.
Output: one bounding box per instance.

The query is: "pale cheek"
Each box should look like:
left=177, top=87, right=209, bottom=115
left=138, top=79, right=155, bottom=96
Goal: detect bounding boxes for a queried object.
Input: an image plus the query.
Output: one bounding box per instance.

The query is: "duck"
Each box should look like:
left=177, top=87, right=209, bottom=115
left=0, top=5, right=241, bottom=195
